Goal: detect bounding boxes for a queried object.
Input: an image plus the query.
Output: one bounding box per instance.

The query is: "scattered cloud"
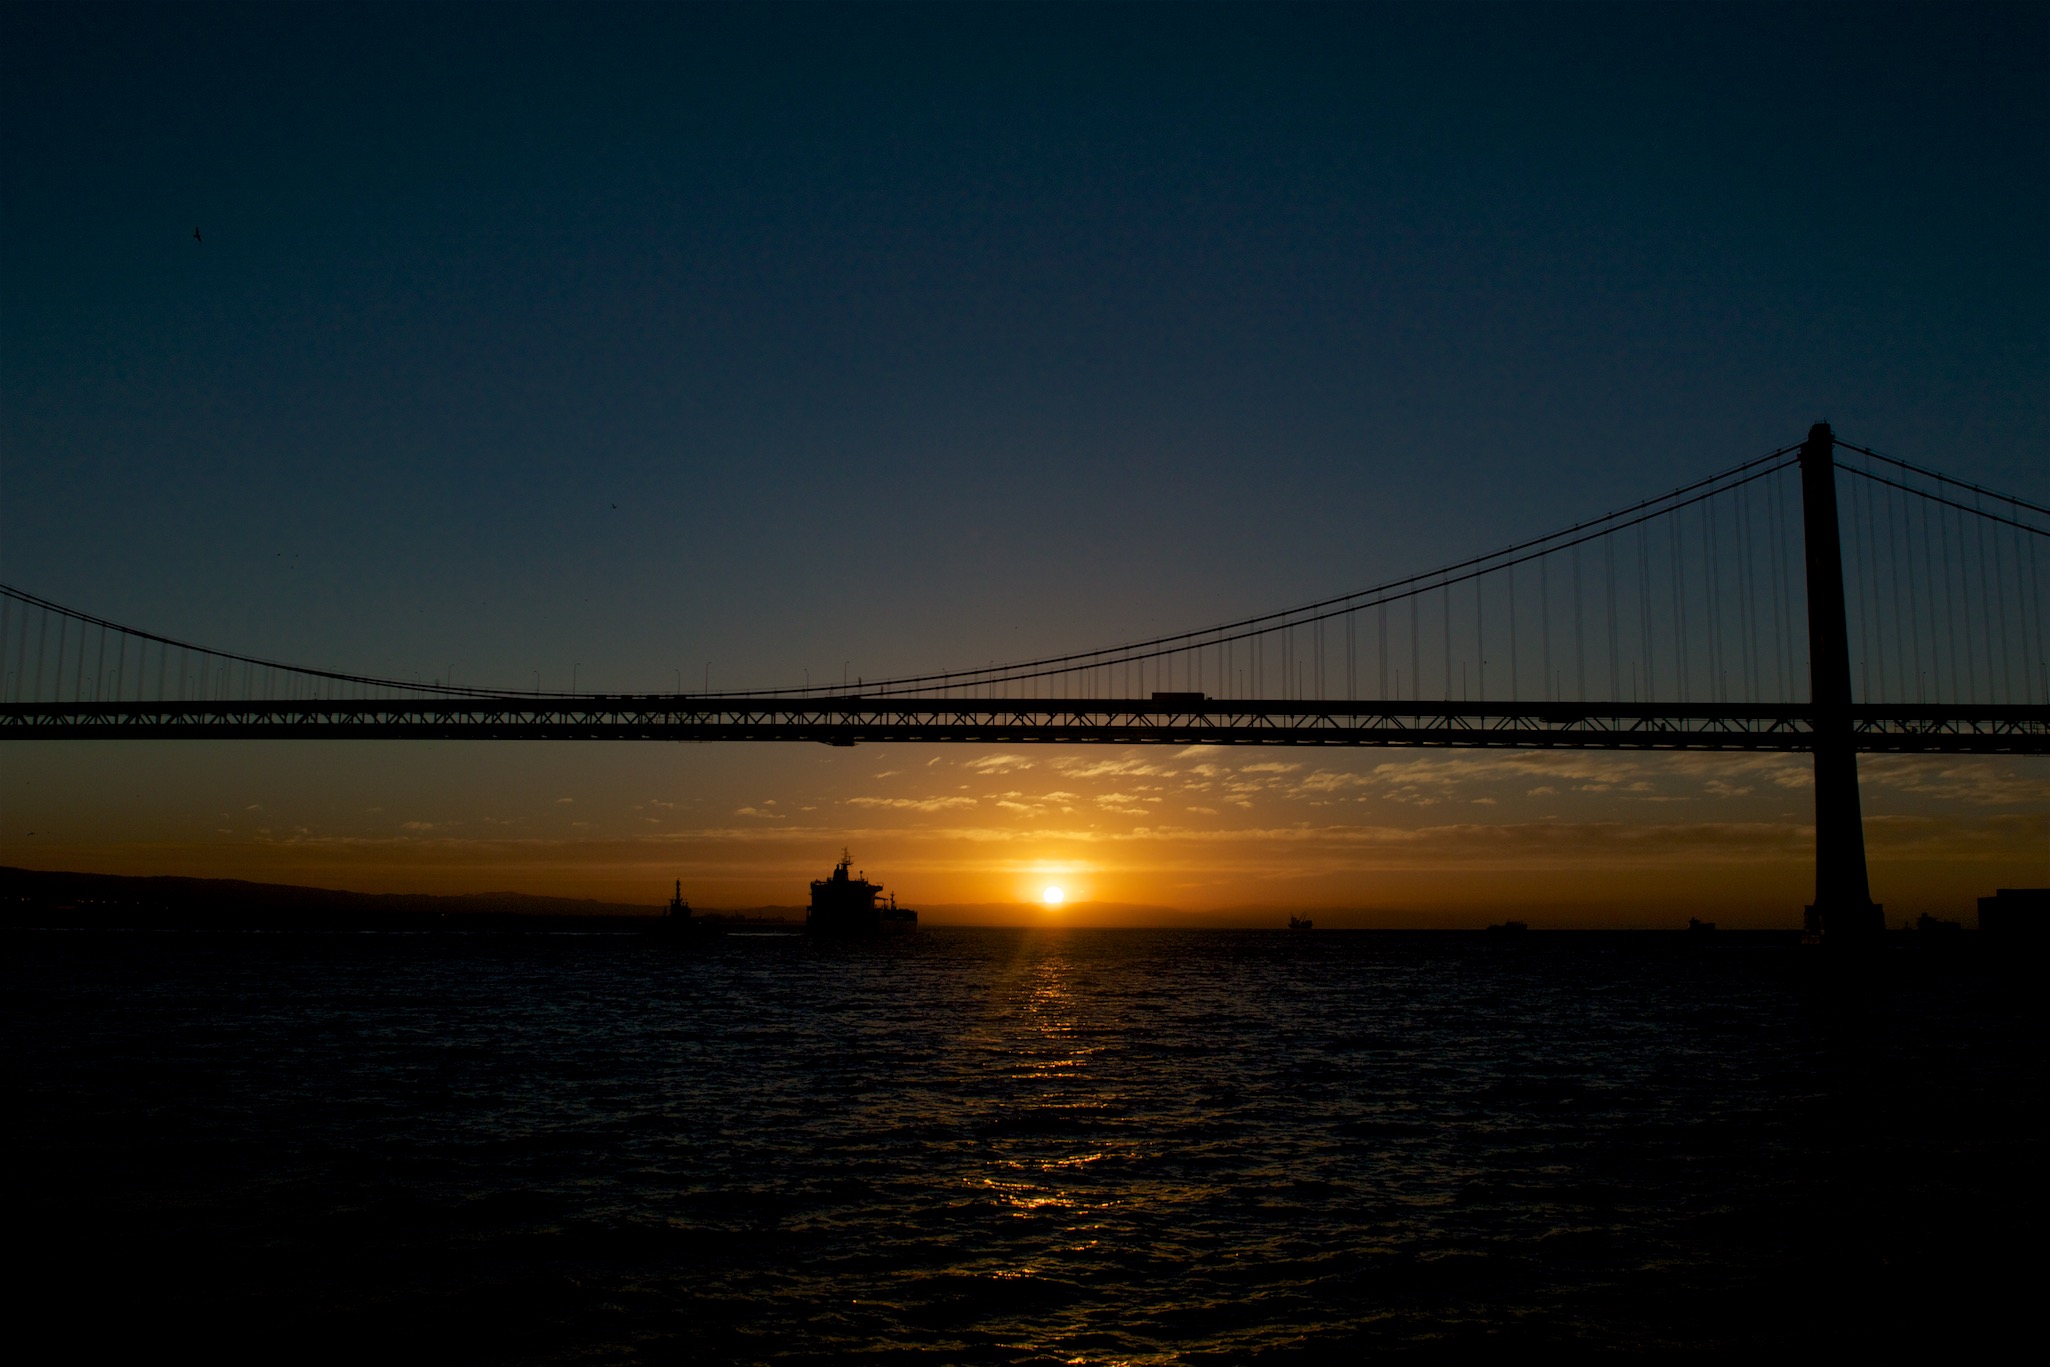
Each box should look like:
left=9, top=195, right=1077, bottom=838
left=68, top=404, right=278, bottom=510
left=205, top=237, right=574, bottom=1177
left=846, top=795, right=979, bottom=812
left=1050, top=758, right=1162, bottom=780
left=1095, top=794, right=1152, bottom=816
left=1296, top=770, right=1372, bottom=794
left=1863, top=757, right=2050, bottom=806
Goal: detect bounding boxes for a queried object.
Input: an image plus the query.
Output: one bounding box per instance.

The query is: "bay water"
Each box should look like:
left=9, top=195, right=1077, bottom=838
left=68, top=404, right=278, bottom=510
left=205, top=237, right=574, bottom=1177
left=8, top=926, right=2039, bottom=1361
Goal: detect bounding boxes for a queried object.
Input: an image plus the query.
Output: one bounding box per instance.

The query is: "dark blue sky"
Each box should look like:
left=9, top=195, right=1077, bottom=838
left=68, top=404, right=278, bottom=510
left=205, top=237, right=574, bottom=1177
left=5, top=1, right=2045, bottom=693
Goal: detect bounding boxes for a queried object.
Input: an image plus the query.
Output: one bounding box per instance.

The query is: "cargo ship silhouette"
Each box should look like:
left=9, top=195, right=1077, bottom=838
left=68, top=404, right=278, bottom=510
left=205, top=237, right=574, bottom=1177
left=808, top=850, right=917, bottom=936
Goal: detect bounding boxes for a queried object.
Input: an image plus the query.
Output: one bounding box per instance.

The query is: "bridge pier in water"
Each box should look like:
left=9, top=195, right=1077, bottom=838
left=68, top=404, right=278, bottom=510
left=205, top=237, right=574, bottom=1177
left=1798, top=422, right=1883, bottom=940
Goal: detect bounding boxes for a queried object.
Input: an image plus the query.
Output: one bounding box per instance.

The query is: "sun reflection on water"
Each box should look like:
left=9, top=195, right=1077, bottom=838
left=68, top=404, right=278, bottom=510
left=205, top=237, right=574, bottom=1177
left=12, top=927, right=1944, bottom=1361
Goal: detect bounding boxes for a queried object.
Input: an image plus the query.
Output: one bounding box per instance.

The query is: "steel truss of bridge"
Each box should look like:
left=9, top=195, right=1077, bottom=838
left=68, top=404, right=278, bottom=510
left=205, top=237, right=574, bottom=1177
left=4, top=697, right=2045, bottom=753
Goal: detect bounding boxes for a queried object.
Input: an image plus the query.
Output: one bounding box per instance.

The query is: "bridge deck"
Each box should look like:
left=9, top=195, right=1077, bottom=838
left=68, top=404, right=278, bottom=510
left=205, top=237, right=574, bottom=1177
left=3, top=698, right=2043, bottom=753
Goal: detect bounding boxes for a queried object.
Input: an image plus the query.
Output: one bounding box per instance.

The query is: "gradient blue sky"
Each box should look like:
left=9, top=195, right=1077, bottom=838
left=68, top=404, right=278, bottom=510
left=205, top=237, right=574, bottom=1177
left=3, top=2, right=2044, bottom=920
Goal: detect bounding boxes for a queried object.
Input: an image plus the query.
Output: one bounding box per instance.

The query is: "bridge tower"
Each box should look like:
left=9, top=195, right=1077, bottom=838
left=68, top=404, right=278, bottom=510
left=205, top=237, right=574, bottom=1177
left=1797, top=422, right=1883, bottom=939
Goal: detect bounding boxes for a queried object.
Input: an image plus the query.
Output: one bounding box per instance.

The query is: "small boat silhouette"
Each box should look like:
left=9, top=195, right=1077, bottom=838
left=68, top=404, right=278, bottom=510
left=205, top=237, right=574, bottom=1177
left=652, top=879, right=720, bottom=940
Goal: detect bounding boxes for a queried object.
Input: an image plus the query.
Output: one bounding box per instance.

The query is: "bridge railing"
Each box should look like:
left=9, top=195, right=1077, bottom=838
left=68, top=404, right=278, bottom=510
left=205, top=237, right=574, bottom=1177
left=3, top=694, right=2044, bottom=754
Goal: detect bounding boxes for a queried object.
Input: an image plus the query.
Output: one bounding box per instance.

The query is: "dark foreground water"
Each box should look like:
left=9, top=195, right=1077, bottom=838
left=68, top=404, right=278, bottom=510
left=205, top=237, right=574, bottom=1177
left=8, top=927, right=2042, bottom=1362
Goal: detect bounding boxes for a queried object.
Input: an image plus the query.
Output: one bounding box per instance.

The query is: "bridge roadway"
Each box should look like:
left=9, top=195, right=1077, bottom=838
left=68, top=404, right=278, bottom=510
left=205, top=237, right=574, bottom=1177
left=3, top=697, right=2045, bottom=753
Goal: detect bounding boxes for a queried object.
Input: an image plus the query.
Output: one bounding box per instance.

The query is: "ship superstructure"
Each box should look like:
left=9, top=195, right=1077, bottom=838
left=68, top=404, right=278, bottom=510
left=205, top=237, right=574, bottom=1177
left=653, top=878, right=719, bottom=939
left=807, top=850, right=917, bottom=935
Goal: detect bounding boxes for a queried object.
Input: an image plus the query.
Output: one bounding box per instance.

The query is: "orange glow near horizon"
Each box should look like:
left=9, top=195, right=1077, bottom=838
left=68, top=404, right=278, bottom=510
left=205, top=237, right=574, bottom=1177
left=1041, top=885, right=1065, bottom=907
left=3, top=743, right=2044, bottom=928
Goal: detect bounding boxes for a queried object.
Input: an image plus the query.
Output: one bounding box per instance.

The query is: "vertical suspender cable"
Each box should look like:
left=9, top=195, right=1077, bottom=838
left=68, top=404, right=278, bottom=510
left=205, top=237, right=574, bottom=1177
left=1952, top=504, right=1979, bottom=704
left=1972, top=502, right=2002, bottom=703
left=1442, top=583, right=1453, bottom=702
left=1638, top=522, right=1654, bottom=702
left=1573, top=542, right=1585, bottom=702
left=1410, top=595, right=1420, bottom=706
left=1861, top=475, right=1877, bottom=700
left=1703, top=499, right=1721, bottom=702
left=1507, top=563, right=1518, bottom=702
left=1876, top=478, right=1892, bottom=702
left=1378, top=601, right=1388, bottom=699
left=1671, top=514, right=1689, bottom=704
left=1888, top=475, right=1916, bottom=706
left=1604, top=535, right=1619, bottom=701
left=9, top=601, right=26, bottom=703
left=1918, top=496, right=1941, bottom=702
left=2013, top=521, right=2038, bottom=705
left=1469, top=577, right=1479, bottom=702
left=1769, top=469, right=1791, bottom=699
left=2027, top=534, right=2044, bottom=704
left=1987, top=511, right=2012, bottom=704
left=1862, top=475, right=1884, bottom=702
left=1935, top=498, right=1960, bottom=703
left=1736, top=484, right=1756, bottom=703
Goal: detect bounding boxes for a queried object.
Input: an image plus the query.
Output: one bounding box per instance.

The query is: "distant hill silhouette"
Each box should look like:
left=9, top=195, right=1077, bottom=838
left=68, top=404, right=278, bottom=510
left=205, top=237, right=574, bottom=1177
left=0, top=866, right=795, bottom=931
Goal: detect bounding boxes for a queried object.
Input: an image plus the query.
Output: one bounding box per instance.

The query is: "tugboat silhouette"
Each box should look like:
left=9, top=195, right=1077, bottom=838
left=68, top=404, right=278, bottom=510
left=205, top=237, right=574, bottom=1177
left=653, top=879, right=721, bottom=940
left=807, top=849, right=918, bottom=936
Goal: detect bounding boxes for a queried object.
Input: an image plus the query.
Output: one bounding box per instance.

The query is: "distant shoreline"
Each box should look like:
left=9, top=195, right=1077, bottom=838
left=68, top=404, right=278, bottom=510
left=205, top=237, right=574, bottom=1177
left=0, top=865, right=800, bottom=932
left=13, top=865, right=1988, bottom=938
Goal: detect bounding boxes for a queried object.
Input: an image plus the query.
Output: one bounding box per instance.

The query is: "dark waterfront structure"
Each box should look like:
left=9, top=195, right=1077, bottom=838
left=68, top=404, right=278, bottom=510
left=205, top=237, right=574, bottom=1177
left=1978, top=888, right=2049, bottom=943
left=807, top=851, right=917, bottom=936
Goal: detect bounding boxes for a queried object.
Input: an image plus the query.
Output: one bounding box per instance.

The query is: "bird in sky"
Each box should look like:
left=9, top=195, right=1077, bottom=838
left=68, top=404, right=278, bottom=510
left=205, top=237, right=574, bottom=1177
left=193, top=227, right=202, bottom=243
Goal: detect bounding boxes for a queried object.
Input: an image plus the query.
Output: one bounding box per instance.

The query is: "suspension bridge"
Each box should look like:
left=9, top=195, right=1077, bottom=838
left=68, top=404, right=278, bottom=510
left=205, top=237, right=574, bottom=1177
left=4, top=424, right=2046, bottom=937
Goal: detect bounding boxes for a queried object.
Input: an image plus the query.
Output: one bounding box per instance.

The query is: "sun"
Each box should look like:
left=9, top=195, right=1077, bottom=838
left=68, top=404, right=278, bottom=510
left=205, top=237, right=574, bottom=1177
left=1040, top=885, right=1066, bottom=907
